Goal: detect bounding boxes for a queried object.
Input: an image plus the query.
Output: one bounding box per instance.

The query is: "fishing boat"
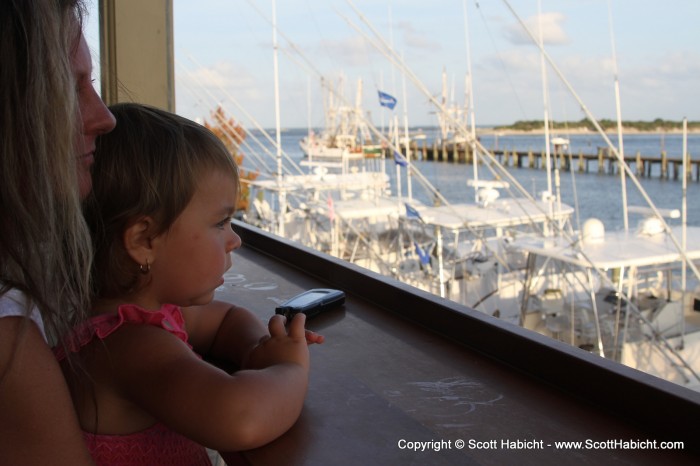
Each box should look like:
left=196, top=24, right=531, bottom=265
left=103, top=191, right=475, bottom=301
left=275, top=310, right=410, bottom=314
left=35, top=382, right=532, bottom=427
left=511, top=209, right=700, bottom=390
left=396, top=181, right=574, bottom=318
left=299, top=77, right=383, bottom=162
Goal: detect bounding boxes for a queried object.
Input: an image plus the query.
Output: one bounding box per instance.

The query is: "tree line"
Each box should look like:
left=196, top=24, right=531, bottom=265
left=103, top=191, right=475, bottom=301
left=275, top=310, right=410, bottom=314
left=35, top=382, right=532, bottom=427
left=495, top=118, right=700, bottom=132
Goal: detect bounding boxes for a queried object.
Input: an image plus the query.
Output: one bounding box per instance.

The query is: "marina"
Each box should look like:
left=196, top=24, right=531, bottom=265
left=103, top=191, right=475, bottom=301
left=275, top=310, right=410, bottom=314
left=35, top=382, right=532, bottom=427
left=245, top=128, right=700, bottom=228
left=237, top=126, right=700, bottom=392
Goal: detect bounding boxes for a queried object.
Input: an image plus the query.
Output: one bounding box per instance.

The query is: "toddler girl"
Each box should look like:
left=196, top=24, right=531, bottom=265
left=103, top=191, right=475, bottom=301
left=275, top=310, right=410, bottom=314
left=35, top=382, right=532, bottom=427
left=56, top=103, right=320, bottom=465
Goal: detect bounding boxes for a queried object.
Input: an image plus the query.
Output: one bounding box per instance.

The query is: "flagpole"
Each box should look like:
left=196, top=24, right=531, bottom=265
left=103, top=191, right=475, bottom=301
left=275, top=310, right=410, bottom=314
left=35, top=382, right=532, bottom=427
left=394, top=114, right=402, bottom=201
left=401, top=51, right=412, bottom=201
left=272, top=0, right=285, bottom=237
left=463, top=0, right=478, bottom=202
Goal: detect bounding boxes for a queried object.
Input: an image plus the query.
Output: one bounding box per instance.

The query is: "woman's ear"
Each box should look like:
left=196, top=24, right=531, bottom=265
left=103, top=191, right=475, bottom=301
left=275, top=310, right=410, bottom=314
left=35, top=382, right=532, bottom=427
left=123, top=216, right=156, bottom=267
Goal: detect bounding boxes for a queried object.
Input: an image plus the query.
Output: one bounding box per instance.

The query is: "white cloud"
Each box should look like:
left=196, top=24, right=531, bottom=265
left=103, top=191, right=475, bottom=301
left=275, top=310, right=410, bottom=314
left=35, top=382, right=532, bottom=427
left=176, top=60, right=265, bottom=122
left=313, top=35, right=381, bottom=68
left=505, top=12, right=570, bottom=46
left=397, top=21, right=441, bottom=52
left=619, top=50, right=700, bottom=120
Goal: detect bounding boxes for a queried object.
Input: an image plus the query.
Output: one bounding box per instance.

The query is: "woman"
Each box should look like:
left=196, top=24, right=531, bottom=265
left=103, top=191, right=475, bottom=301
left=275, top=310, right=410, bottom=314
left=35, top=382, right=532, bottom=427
left=0, top=0, right=115, bottom=463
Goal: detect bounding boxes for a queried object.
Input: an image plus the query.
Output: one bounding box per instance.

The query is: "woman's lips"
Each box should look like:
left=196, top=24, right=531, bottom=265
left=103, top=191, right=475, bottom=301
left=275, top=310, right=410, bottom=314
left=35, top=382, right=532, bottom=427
left=80, top=152, right=95, bottom=167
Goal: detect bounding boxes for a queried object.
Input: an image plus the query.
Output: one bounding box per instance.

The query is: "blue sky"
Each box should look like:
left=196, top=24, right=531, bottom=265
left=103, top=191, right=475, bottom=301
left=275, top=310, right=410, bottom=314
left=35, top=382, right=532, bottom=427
left=85, top=0, right=700, bottom=129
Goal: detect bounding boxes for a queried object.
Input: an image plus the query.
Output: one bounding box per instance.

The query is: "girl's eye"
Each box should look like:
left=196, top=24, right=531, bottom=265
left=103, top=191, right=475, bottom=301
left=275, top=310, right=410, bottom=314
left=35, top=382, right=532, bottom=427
left=216, top=217, right=232, bottom=229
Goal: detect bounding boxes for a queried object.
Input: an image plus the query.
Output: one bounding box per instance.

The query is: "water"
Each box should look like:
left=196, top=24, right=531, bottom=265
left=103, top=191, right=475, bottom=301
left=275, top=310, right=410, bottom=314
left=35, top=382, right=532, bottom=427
left=244, top=128, right=700, bottom=232
left=407, top=156, right=700, bottom=232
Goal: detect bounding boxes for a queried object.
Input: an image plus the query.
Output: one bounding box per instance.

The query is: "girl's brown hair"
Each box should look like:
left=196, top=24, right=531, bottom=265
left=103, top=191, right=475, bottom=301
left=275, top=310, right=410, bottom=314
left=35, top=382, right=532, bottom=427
left=86, top=103, right=240, bottom=299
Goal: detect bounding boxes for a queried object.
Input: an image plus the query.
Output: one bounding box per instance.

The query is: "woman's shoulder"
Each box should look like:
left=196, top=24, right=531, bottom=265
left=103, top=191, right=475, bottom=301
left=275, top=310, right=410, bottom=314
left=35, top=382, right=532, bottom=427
left=1, top=288, right=31, bottom=316
left=0, top=288, right=47, bottom=340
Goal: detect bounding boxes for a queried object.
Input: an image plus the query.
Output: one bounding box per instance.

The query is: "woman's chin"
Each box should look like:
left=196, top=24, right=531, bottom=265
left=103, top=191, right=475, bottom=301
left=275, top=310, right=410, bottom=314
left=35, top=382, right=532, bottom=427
left=78, top=173, right=92, bottom=200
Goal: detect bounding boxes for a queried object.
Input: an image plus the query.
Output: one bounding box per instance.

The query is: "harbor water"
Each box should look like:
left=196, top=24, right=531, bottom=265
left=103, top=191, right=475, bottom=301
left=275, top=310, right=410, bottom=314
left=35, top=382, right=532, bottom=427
left=244, top=128, right=700, bottom=232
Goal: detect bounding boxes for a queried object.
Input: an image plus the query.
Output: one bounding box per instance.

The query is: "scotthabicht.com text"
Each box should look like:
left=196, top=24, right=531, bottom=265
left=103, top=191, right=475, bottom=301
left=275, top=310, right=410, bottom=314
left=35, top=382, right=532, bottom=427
left=397, top=438, right=684, bottom=452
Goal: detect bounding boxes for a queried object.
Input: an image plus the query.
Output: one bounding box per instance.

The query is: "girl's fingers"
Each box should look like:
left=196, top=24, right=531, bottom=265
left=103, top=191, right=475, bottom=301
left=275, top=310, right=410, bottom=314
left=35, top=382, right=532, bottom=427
left=286, top=313, right=307, bottom=338
left=305, top=330, right=325, bottom=344
left=267, top=313, right=287, bottom=336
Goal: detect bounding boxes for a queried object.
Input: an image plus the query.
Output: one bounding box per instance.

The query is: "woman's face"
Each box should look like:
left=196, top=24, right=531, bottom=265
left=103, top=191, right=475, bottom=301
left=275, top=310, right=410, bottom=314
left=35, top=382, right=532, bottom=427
left=70, top=33, right=116, bottom=199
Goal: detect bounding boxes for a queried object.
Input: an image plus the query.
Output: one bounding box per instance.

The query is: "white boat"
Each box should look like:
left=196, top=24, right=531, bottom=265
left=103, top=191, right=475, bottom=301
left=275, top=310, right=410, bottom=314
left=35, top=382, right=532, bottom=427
left=512, top=214, right=700, bottom=390
left=246, top=167, right=391, bottom=242
left=299, top=77, right=382, bottom=162
left=395, top=181, right=574, bottom=318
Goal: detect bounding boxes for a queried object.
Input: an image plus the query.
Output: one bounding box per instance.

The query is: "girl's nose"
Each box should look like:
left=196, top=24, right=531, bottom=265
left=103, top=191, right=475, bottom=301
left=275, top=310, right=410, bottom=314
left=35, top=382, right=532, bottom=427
left=227, top=223, right=242, bottom=252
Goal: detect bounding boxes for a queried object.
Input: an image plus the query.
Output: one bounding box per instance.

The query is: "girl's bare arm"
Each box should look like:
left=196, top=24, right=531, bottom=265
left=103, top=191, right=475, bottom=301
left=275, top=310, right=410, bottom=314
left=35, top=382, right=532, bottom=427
left=104, top=313, right=310, bottom=451
left=182, top=300, right=268, bottom=369
left=182, top=300, right=323, bottom=370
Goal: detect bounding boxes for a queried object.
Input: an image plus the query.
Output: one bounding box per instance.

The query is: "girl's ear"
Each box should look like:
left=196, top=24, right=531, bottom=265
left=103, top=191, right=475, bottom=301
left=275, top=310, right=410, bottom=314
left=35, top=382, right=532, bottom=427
left=123, top=216, right=156, bottom=267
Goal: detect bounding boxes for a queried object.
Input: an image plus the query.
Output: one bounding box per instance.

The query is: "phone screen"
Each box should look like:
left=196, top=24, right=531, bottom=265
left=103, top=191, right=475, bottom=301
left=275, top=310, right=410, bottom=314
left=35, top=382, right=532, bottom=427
left=290, top=291, right=328, bottom=306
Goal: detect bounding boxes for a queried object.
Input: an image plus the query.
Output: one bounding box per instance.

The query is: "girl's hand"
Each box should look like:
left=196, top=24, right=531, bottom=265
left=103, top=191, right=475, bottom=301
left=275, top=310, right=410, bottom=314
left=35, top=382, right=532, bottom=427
left=305, top=329, right=325, bottom=345
left=244, top=313, right=310, bottom=370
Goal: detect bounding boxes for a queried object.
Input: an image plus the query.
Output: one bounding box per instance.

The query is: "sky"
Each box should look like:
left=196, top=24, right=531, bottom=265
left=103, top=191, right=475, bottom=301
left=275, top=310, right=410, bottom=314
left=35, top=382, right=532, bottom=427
left=84, top=0, right=700, bottom=130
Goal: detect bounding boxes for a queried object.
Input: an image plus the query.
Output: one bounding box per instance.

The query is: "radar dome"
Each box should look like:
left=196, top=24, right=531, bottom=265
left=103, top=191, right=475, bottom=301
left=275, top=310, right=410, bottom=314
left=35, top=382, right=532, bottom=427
left=582, top=218, right=605, bottom=244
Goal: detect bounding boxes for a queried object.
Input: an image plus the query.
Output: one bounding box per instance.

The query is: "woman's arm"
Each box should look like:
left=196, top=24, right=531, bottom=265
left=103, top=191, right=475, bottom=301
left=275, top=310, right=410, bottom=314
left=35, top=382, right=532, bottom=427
left=0, top=317, right=94, bottom=465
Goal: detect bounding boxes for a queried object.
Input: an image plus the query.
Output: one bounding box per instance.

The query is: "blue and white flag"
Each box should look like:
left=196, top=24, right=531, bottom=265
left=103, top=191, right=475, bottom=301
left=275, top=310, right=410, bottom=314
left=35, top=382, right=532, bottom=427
left=405, top=203, right=422, bottom=220
left=378, top=90, right=397, bottom=110
left=414, top=242, right=431, bottom=266
left=393, top=150, right=408, bottom=167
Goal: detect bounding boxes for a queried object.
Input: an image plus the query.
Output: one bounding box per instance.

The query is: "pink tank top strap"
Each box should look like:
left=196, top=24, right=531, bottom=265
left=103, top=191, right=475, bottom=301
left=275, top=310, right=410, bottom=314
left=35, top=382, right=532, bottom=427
left=55, top=303, right=191, bottom=361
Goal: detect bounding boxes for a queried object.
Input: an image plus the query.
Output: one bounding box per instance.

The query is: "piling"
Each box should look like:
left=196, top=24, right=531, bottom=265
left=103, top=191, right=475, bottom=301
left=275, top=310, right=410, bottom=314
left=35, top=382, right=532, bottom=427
left=661, top=151, right=667, bottom=179
left=636, top=152, right=643, bottom=177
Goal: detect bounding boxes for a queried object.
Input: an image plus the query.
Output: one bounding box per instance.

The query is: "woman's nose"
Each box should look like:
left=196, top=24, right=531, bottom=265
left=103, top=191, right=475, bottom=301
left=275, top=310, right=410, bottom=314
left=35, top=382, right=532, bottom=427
left=82, top=87, right=116, bottom=136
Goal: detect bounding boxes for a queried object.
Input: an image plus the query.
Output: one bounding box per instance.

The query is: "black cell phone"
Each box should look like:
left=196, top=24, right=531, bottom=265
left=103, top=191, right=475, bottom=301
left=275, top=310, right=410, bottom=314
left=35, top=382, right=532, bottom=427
left=275, top=288, right=346, bottom=320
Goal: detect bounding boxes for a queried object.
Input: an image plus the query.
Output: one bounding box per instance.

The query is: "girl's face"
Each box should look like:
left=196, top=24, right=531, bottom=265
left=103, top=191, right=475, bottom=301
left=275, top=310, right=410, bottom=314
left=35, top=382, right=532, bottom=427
left=147, top=170, right=242, bottom=308
left=70, top=33, right=116, bottom=199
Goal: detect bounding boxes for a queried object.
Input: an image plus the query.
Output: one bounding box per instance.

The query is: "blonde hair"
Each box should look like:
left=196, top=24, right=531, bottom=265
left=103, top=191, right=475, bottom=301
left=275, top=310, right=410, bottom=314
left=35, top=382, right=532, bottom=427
left=86, top=103, right=240, bottom=299
left=0, top=0, right=92, bottom=345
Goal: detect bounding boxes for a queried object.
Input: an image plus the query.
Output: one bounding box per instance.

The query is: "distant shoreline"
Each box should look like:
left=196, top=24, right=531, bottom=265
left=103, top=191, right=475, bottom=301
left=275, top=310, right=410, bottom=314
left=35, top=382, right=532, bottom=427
left=475, top=127, right=700, bottom=136
left=270, top=126, right=700, bottom=135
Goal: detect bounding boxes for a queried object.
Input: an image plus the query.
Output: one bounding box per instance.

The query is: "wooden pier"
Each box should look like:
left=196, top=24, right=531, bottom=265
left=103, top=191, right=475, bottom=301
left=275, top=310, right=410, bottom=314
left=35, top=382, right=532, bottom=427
left=405, top=141, right=697, bottom=181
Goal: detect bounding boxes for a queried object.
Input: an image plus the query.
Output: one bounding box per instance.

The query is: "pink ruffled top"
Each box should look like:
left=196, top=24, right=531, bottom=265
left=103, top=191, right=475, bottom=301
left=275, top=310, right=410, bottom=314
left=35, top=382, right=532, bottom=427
left=55, top=304, right=211, bottom=466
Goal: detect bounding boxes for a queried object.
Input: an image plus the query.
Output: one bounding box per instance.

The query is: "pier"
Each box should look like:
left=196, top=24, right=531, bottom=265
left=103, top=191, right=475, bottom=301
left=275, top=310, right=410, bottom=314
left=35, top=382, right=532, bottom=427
left=406, top=142, right=697, bottom=181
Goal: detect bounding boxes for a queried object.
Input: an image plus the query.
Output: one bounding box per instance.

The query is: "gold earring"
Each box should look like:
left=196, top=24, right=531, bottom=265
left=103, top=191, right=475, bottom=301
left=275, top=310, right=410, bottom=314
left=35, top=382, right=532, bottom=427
left=139, top=259, right=151, bottom=275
